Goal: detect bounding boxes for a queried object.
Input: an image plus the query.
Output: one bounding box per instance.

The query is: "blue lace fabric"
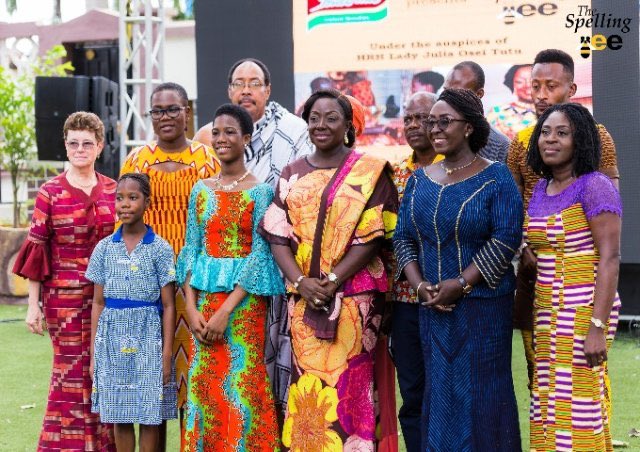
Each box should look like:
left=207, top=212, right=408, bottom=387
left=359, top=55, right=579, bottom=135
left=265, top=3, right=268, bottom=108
left=176, top=181, right=284, bottom=296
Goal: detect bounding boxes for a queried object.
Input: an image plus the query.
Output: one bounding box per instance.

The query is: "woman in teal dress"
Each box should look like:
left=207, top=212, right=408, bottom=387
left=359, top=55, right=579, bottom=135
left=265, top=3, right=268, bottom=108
left=176, top=104, right=283, bottom=451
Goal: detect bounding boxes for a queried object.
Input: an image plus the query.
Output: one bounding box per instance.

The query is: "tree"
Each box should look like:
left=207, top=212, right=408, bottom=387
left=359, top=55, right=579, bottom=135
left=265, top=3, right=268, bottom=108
left=0, top=45, right=73, bottom=227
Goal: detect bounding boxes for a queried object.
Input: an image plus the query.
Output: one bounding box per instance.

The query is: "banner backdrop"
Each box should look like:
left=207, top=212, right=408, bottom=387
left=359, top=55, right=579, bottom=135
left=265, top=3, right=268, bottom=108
left=293, top=0, right=592, bottom=160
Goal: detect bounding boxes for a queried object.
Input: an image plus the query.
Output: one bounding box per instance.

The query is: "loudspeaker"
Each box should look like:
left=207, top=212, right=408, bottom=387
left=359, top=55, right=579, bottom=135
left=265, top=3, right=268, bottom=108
left=35, top=76, right=120, bottom=178
left=35, top=76, right=91, bottom=161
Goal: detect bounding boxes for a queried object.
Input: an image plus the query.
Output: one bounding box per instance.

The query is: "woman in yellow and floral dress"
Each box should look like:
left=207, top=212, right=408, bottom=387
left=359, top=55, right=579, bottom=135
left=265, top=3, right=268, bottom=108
left=259, top=89, right=398, bottom=450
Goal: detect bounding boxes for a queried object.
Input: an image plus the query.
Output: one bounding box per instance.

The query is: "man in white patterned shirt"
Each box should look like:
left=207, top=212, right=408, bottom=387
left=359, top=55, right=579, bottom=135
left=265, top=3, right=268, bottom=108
left=194, top=58, right=312, bottom=187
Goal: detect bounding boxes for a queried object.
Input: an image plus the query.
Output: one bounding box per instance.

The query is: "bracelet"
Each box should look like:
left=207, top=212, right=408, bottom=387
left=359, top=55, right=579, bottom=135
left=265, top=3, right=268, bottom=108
left=416, top=281, right=428, bottom=298
left=293, top=275, right=305, bottom=290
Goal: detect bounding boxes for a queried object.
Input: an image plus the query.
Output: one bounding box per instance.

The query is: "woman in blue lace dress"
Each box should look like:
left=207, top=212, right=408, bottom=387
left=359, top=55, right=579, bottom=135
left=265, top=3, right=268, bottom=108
left=176, top=104, right=284, bottom=451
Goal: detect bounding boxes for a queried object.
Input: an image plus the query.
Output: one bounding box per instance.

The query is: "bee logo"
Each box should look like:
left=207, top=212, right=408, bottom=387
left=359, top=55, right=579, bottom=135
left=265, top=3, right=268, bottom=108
left=497, top=6, right=523, bottom=25
left=578, top=36, right=594, bottom=59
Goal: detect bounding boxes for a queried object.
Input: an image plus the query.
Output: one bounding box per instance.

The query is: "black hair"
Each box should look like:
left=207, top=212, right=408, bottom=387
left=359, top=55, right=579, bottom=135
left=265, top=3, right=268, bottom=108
left=412, top=71, right=445, bottom=91
left=150, top=82, right=189, bottom=105
left=533, top=49, right=574, bottom=80
left=213, top=103, right=254, bottom=136
left=301, top=89, right=356, bottom=148
left=453, top=61, right=485, bottom=90
left=118, top=173, right=151, bottom=199
left=527, top=103, right=600, bottom=179
left=227, top=58, right=271, bottom=86
left=437, top=88, right=490, bottom=153
left=503, top=64, right=531, bottom=92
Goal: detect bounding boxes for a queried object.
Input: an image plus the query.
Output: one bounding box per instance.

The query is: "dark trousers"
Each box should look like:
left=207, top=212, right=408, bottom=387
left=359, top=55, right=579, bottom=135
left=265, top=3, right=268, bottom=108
left=391, top=302, right=423, bottom=452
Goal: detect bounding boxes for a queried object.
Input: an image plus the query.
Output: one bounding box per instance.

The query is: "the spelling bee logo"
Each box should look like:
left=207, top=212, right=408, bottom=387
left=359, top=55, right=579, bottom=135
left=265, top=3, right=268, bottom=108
left=306, top=0, right=388, bottom=30
left=566, top=5, right=632, bottom=58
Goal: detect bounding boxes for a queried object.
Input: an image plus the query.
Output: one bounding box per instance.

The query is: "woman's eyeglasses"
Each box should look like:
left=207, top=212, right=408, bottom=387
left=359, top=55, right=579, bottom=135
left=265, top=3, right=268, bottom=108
left=66, top=141, right=97, bottom=151
left=229, top=80, right=265, bottom=91
left=425, top=117, right=467, bottom=132
left=148, top=106, right=186, bottom=120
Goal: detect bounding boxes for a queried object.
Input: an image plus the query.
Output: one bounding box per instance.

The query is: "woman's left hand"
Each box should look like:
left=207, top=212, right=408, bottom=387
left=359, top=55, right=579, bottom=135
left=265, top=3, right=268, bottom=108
left=204, top=309, right=230, bottom=342
left=584, top=325, right=608, bottom=368
left=162, top=352, right=172, bottom=385
left=424, top=279, right=462, bottom=311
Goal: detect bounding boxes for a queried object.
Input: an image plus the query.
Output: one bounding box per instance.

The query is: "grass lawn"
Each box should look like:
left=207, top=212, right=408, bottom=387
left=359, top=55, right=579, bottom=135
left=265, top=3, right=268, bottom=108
left=1, top=303, right=639, bottom=451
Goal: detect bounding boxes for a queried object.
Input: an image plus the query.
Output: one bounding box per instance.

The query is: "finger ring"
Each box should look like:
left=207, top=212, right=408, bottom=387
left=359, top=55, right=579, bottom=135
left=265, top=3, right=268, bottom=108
left=321, top=305, right=329, bottom=313
left=314, top=298, right=322, bottom=305
left=435, top=284, right=440, bottom=290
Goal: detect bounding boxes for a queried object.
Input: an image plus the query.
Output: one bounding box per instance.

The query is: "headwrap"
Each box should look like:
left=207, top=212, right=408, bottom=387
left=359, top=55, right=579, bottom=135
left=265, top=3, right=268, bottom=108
left=345, top=95, right=366, bottom=137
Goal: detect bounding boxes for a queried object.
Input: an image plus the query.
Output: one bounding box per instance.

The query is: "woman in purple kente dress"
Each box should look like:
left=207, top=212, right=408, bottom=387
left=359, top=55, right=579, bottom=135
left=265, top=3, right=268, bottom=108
left=524, top=103, right=622, bottom=452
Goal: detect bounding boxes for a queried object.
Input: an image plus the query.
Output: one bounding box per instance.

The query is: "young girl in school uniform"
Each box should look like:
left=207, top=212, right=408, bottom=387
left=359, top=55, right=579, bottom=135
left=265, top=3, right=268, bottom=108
left=87, top=173, right=177, bottom=452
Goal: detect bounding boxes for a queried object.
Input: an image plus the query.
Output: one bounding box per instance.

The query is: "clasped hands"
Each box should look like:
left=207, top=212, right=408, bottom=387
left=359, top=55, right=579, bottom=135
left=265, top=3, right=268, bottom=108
left=417, top=278, right=464, bottom=312
left=187, top=306, right=230, bottom=346
left=298, top=277, right=337, bottom=312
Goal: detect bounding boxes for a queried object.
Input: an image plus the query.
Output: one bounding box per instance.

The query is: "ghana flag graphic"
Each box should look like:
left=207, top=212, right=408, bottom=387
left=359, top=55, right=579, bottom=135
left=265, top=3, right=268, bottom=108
left=307, top=0, right=388, bottom=30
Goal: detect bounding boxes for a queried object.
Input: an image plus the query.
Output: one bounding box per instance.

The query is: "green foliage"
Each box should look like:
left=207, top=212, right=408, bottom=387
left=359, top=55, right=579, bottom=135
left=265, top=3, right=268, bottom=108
left=0, top=45, right=73, bottom=227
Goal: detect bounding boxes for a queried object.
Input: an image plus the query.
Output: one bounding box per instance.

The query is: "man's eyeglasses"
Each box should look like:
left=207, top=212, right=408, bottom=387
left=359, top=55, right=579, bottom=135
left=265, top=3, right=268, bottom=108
left=403, top=113, right=430, bottom=127
left=148, top=106, right=186, bottom=120
left=425, top=117, right=467, bottom=132
left=229, top=80, right=265, bottom=91
left=66, top=141, right=97, bottom=151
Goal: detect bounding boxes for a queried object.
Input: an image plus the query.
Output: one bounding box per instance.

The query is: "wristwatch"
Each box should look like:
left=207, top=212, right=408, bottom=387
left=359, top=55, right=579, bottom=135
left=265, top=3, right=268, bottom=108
left=457, top=276, right=473, bottom=295
left=590, top=317, right=606, bottom=330
left=293, top=275, right=305, bottom=290
left=327, top=272, right=339, bottom=286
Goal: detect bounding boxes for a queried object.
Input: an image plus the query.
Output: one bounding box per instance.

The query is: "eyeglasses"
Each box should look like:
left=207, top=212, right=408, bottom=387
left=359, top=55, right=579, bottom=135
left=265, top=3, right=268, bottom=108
left=425, top=117, right=467, bottom=132
left=403, top=113, right=430, bottom=127
left=148, top=106, right=186, bottom=120
left=66, top=141, right=97, bottom=151
left=229, top=80, right=265, bottom=91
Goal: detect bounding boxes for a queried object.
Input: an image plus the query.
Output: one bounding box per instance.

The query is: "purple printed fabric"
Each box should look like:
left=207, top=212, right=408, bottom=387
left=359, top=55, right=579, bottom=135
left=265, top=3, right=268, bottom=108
left=527, top=171, right=622, bottom=220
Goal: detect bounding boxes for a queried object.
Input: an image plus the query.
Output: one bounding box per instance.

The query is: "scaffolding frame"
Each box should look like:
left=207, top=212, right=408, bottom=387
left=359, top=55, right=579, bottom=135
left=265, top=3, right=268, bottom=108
left=118, top=0, right=164, bottom=162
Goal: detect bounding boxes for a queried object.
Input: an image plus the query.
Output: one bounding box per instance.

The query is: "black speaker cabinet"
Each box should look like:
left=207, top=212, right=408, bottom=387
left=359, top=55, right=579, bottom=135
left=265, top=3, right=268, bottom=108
left=35, top=76, right=91, bottom=161
left=35, top=75, right=119, bottom=176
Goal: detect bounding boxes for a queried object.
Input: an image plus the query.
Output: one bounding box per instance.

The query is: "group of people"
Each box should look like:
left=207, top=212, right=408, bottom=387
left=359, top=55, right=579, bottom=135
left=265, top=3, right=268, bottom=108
left=14, top=49, right=622, bottom=452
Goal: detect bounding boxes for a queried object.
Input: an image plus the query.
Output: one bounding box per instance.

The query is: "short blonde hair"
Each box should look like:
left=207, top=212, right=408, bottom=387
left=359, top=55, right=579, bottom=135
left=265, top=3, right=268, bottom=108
left=63, top=111, right=105, bottom=143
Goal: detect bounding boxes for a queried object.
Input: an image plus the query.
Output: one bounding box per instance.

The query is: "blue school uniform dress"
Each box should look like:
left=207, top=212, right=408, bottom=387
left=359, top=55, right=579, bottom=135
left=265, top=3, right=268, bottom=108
left=86, top=225, right=178, bottom=425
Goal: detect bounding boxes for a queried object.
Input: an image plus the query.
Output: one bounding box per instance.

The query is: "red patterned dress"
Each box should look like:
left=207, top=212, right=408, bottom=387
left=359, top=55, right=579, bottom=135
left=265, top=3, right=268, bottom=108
left=13, top=172, right=116, bottom=451
left=177, top=182, right=283, bottom=451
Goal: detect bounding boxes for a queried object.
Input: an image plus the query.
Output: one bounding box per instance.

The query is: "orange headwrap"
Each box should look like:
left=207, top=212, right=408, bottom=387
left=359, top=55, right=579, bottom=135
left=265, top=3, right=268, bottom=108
left=345, top=94, right=366, bottom=137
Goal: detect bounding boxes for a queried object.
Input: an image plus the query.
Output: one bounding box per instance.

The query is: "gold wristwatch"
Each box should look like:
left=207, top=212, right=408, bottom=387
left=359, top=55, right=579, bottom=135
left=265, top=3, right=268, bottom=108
left=457, top=275, right=473, bottom=295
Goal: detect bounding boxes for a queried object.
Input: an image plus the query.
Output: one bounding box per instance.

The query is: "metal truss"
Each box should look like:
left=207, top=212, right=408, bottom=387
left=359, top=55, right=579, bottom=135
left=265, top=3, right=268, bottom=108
left=118, top=0, right=164, bottom=162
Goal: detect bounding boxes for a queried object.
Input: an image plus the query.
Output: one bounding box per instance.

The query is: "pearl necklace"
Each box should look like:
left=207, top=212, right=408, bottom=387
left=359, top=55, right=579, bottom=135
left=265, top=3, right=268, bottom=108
left=212, top=170, right=250, bottom=191
left=441, top=155, right=478, bottom=176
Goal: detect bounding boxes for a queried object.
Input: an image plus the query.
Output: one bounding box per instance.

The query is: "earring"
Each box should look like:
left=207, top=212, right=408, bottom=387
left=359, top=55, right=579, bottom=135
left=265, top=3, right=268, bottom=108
left=344, top=132, right=349, bottom=144
left=465, top=133, right=469, bottom=138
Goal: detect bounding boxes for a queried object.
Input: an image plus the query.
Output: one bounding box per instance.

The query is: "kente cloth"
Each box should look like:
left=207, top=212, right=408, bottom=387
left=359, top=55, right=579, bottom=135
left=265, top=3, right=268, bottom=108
left=487, top=100, right=537, bottom=140
left=393, top=162, right=523, bottom=450
left=86, top=225, right=177, bottom=424
left=259, top=152, right=399, bottom=450
left=525, top=172, right=622, bottom=452
left=244, top=101, right=313, bottom=187
left=12, top=172, right=116, bottom=451
left=120, top=141, right=220, bottom=409
left=177, top=183, right=283, bottom=451
left=507, top=123, right=618, bottom=332
left=390, top=151, right=444, bottom=305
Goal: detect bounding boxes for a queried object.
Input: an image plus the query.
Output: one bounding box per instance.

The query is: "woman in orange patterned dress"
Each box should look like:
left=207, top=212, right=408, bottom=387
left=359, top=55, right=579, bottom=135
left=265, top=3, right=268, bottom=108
left=120, top=82, right=220, bottom=438
left=259, top=89, right=398, bottom=450
left=177, top=104, right=283, bottom=451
